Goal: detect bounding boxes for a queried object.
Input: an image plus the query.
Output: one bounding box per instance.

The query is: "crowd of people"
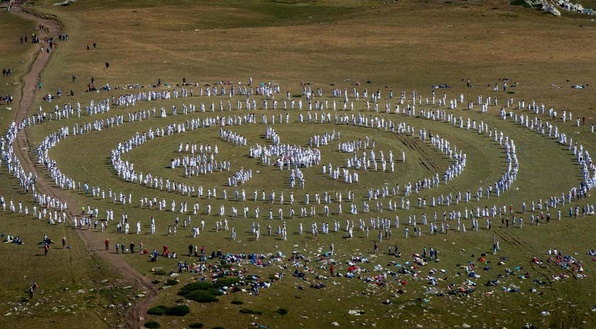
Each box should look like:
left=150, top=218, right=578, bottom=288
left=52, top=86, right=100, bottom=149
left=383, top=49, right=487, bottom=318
left=0, top=75, right=594, bottom=294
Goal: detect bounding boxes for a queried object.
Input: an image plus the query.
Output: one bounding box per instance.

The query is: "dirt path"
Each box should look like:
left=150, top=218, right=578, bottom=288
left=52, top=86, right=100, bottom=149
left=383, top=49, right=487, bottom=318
left=9, top=1, right=157, bottom=327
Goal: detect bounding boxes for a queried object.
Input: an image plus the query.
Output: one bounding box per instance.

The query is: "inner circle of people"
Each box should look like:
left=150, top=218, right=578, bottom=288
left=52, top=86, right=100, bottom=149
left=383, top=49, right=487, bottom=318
left=3, top=76, right=594, bottom=256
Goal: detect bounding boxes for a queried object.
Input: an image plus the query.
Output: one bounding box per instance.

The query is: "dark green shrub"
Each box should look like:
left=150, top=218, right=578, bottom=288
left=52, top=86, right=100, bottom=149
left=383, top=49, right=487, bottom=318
left=208, top=288, right=223, bottom=296
left=231, top=300, right=243, bottom=305
left=189, top=323, right=204, bottom=328
left=144, top=320, right=161, bottom=328
left=509, top=0, right=533, bottom=8
left=165, top=304, right=190, bottom=316
left=212, top=277, right=240, bottom=288
left=147, top=305, right=167, bottom=315
left=277, top=308, right=289, bottom=315
left=239, top=308, right=263, bottom=315
left=178, top=281, right=213, bottom=296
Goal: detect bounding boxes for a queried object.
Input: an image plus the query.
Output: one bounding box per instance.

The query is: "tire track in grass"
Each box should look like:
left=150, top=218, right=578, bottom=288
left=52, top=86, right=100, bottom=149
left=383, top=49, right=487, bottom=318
left=496, top=229, right=555, bottom=285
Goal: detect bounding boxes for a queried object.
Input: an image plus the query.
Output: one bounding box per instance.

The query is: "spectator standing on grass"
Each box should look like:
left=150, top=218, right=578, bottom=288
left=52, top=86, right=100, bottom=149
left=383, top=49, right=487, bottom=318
left=29, top=281, right=38, bottom=298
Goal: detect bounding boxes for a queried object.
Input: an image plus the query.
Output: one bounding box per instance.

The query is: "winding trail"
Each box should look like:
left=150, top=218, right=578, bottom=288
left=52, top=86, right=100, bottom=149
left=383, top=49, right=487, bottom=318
left=9, top=1, right=158, bottom=327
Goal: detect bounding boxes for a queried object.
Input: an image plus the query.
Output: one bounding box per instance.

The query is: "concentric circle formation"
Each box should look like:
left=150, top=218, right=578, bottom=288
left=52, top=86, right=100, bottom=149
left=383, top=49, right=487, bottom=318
left=2, top=80, right=591, bottom=240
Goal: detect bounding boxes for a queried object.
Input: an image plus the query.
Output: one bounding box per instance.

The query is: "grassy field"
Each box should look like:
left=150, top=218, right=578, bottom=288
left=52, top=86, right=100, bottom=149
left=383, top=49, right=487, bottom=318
left=1, top=0, right=595, bottom=328
left=0, top=9, right=36, bottom=129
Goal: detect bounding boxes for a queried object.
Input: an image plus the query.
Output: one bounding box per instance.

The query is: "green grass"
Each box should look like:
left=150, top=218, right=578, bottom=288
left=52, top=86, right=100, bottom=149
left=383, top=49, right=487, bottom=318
left=17, top=79, right=596, bottom=329
left=20, top=76, right=596, bottom=329
left=1, top=0, right=596, bottom=328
